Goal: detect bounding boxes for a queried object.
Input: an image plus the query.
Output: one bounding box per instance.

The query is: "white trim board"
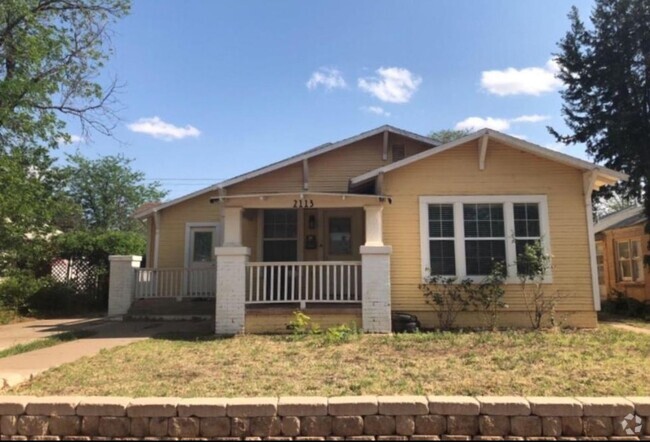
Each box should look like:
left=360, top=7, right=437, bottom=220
left=352, top=128, right=628, bottom=188
left=419, top=195, right=552, bottom=284
left=134, top=125, right=439, bottom=219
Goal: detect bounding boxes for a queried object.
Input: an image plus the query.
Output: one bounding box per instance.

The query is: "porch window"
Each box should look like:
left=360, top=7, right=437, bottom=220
left=420, top=195, right=551, bottom=282
left=616, top=239, right=644, bottom=282
left=263, top=209, right=298, bottom=262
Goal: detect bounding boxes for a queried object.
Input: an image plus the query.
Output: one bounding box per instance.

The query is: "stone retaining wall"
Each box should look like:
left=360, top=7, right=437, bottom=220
left=1, top=395, right=649, bottom=440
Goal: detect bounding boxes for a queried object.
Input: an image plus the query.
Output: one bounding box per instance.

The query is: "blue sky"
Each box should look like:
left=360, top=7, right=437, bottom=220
left=60, top=0, right=596, bottom=200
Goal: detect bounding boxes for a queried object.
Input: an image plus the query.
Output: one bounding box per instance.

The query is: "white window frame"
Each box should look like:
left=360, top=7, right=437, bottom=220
left=615, top=238, right=644, bottom=283
left=419, top=195, right=552, bottom=284
left=184, top=222, right=222, bottom=269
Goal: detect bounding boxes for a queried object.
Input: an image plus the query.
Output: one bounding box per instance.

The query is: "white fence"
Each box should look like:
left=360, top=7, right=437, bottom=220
left=246, top=261, right=362, bottom=306
left=134, top=267, right=216, bottom=298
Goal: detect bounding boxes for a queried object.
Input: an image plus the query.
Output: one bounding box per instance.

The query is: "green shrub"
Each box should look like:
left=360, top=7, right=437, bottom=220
left=321, top=323, right=360, bottom=345
left=287, top=311, right=321, bottom=336
left=602, top=290, right=650, bottom=319
left=0, top=271, right=46, bottom=314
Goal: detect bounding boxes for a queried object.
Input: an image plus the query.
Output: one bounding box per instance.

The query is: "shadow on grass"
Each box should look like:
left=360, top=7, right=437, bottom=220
left=0, top=329, right=97, bottom=359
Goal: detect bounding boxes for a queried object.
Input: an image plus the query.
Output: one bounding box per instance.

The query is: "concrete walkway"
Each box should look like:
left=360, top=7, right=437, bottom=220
left=0, top=317, right=107, bottom=351
left=0, top=320, right=211, bottom=389
left=607, top=322, right=650, bottom=335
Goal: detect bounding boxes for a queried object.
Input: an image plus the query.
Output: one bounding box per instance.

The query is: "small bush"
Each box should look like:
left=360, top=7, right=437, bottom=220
left=287, top=311, right=321, bottom=336
left=321, top=323, right=360, bottom=345
left=420, top=275, right=474, bottom=330
left=602, top=290, right=650, bottom=320
left=0, top=271, right=46, bottom=314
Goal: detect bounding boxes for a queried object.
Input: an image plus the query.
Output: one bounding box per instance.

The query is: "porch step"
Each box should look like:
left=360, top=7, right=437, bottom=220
left=128, top=298, right=214, bottom=317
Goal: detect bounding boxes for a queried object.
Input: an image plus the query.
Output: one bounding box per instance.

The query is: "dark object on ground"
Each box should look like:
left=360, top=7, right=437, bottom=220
left=392, top=312, right=421, bottom=333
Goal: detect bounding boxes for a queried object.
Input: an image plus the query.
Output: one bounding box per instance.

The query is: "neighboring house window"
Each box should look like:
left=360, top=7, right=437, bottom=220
left=419, top=195, right=551, bottom=282
left=596, top=242, right=605, bottom=285
left=616, top=239, right=644, bottom=282
left=263, top=209, right=298, bottom=261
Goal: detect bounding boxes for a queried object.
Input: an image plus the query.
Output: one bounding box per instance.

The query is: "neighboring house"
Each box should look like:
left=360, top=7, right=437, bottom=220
left=110, top=125, right=627, bottom=333
left=594, top=206, right=649, bottom=302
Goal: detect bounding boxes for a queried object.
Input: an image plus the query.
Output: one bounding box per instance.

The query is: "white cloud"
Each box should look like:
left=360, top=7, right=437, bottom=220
left=454, top=114, right=551, bottom=132
left=455, top=117, right=511, bottom=132
left=306, top=67, right=347, bottom=90
left=57, top=134, right=85, bottom=145
left=510, top=114, right=550, bottom=123
left=480, top=59, right=562, bottom=96
left=127, top=116, right=201, bottom=141
left=360, top=106, right=390, bottom=117
left=358, top=67, right=422, bottom=103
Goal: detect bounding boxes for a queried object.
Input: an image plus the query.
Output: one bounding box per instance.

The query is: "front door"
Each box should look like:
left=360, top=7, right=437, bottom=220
left=187, top=226, right=217, bottom=296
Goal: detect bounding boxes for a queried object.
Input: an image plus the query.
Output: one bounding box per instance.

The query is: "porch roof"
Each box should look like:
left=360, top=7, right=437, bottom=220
left=209, top=191, right=391, bottom=208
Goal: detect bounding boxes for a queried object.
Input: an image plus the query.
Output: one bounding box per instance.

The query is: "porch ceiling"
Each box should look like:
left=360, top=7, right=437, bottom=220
left=209, top=191, right=391, bottom=208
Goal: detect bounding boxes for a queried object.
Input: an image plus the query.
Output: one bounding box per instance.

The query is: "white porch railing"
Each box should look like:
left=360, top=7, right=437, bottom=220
left=134, top=266, right=216, bottom=298
left=246, top=261, right=362, bottom=306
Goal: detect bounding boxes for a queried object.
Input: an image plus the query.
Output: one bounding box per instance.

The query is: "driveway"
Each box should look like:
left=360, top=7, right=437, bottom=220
left=0, top=317, right=106, bottom=351
left=0, top=319, right=211, bottom=388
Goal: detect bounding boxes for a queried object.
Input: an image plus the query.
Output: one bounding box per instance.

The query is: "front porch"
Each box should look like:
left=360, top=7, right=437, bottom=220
left=108, top=192, right=393, bottom=334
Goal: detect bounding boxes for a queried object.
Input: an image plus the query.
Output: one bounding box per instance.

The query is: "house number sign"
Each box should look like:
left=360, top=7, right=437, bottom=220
left=293, top=199, right=314, bottom=208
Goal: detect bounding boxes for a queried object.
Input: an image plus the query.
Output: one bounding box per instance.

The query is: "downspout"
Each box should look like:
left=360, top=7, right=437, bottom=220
left=583, top=170, right=600, bottom=311
left=153, top=210, right=161, bottom=269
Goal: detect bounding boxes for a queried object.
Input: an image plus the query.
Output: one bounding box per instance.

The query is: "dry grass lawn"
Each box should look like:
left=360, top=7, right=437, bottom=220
left=9, top=326, right=650, bottom=397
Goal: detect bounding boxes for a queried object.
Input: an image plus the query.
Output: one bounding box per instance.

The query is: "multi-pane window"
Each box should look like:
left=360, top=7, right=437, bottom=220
left=421, top=196, right=550, bottom=282
left=463, top=204, right=506, bottom=275
left=616, top=239, right=644, bottom=282
left=427, top=204, right=456, bottom=275
left=263, top=210, right=298, bottom=262
left=513, top=203, right=541, bottom=275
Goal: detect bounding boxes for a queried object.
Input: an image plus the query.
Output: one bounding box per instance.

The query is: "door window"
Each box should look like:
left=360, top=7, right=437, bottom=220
left=329, top=217, right=352, bottom=255
left=192, top=230, right=214, bottom=263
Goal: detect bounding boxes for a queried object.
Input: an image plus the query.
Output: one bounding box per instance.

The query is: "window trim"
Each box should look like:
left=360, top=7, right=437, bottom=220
left=615, top=238, right=644, bottom=283
left=419, top=195, right=552, bottom=284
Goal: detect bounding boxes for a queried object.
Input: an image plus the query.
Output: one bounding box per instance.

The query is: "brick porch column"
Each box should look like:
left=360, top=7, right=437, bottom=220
left=108, top=255, right=142, bottom=317
left=215, top=207, right=249, bottom=335
left=361, top=206, right=392, bottom=333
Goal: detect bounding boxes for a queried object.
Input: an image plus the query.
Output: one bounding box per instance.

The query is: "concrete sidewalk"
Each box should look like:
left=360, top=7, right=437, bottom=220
left=0, top=317, right=107, bottom=351
left=0, top=320, right=211, bottom=388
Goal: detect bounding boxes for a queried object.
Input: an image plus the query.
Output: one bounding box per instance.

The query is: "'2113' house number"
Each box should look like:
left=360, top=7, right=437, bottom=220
left=293, top=199, right=314, bottom=208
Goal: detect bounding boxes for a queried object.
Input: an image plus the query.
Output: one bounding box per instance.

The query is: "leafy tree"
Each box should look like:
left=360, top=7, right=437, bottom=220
left=551, top=0, right=650, bottom=254
left=594, top=192, right=639, bottom=220
left=0, top=0, right=130, bottom=150
left=0, top=147, right=77, bottom=274
left=63, top=153, right=168, bottom=231
left=428, top=129, right=471, bottom=144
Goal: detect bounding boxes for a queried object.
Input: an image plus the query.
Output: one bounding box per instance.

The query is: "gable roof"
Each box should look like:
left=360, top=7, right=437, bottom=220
left=350, top=128, right=628, bottom=189
left=594, top=206, right=646, bottom=233
left=134, top=125, right=440, bottom=219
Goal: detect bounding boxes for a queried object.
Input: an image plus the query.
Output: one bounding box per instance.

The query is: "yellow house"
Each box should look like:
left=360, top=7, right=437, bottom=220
left=109, top=125, right=627, bottom=333
left=594, top=206, right=649, bottom=302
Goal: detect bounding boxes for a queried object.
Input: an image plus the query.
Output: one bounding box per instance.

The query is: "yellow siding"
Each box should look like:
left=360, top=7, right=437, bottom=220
left=157, top=190, right=221, bottom=268
left=383, top=140, right=596, bottom=328
left=152, top=133, right=431, bottom=269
